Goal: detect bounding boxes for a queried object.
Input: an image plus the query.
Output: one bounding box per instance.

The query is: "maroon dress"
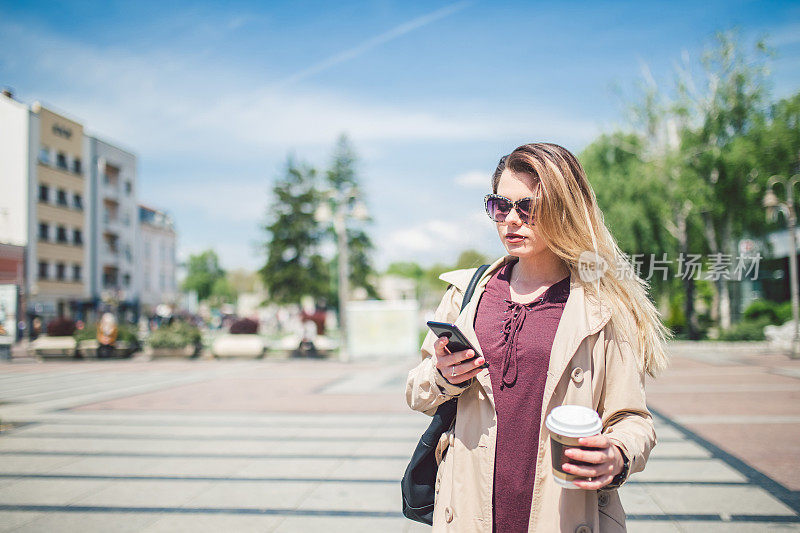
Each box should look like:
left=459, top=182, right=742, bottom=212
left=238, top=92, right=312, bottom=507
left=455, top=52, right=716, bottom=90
left=474, top=262, right=570, bottom=532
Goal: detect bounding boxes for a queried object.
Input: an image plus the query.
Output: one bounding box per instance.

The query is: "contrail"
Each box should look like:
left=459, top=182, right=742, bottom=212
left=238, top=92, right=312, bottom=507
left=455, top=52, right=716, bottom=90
left=276, top=1, right=474, bottom=87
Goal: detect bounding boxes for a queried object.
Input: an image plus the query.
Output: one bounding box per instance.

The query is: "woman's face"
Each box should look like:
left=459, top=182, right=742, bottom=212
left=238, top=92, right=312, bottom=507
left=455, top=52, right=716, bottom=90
left=494, top=169, right=549, bottom=259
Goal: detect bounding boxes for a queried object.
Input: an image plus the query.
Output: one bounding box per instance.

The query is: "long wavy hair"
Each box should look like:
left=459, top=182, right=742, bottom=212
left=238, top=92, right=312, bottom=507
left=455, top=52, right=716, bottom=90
left=493, top=142, right=671, bottom=376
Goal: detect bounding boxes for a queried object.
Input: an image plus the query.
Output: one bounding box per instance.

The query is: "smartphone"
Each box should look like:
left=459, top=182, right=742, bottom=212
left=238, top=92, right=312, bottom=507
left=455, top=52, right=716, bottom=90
left=427, top=321, right=489, bottom=369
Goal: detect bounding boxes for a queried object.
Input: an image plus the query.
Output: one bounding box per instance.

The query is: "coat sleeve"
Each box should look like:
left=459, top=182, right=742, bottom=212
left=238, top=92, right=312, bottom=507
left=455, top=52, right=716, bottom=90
left=406, top=284, right=472, bottom=416
left=598, top=317, right=657, bottom=487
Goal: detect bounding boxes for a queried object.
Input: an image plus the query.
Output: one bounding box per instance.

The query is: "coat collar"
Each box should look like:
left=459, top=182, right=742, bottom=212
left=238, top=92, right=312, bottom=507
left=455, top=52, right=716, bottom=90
left=440, top=255, right=613, bottom=407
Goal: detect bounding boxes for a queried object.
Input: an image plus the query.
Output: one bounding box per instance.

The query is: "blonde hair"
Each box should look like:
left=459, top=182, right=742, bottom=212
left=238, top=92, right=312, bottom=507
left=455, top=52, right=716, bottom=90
left=493, top=143, right=672, bottom=376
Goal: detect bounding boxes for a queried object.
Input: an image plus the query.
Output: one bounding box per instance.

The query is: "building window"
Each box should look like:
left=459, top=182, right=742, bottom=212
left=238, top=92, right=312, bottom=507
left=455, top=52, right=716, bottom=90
left=73, top=194, right=83, bottom=211
left=38, top=222, right=49, bottom=241
left=56, top=152, right=68, bottom=170
left=56, top=263, right=66, bottom=281
left=56, top=225, right=68, bottom=244
left=38, top=261, right=49, bottom=280
left=73, top=229, right=83, bottom=246
left=57, top=189, right=68, bottom=206
left=72, top=264, right=81, bottom=282
left=38, top=147, right=51, bottom=165
left=38, top=184, right=50, bottom=203
left=125, top=181, right=132, bottom=194
left=123, top=273, right=131, bottom=287
left=73, top=157, right=82, bottom=175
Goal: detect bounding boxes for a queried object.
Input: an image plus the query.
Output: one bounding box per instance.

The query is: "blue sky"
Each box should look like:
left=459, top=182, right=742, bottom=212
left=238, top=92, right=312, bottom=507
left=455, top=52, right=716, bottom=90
left=1, top=0, right=799, bottom=272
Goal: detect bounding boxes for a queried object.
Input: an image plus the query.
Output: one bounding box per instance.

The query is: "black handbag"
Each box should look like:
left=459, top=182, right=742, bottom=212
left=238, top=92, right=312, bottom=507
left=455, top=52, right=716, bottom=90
left=401, top=264, right=489, bottom=525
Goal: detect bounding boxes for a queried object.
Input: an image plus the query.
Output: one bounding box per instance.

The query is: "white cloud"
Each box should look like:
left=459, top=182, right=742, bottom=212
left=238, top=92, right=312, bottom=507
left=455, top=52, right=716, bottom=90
left=154, top=181, right=268, bottom=224
left=0, top=16, right=599, bottom=271
left=0, top=19, right=598, bottom=161
left=382, top=212, right=500, bottom=267
left=454, top=170, right=491, bottom=189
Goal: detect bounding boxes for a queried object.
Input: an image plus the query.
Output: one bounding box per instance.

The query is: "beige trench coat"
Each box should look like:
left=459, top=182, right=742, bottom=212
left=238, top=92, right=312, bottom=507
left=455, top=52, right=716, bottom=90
left=406, top=255, right=656, bottom=533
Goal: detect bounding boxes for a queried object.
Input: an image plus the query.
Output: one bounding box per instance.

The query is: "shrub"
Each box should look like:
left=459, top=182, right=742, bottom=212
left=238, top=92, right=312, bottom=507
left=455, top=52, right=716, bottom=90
left=75, top=323, right=139, bottom=344
left=717, top=316, right=771, bottom=341
left=47, top=317, right=76, bottom=337
left=149, top=321, right=201, bottom=349
left=776, top=301, right=793, bottom=324
left=743, top=299, right=793, bottom=325
left=229, top=318, right=258, bottom=335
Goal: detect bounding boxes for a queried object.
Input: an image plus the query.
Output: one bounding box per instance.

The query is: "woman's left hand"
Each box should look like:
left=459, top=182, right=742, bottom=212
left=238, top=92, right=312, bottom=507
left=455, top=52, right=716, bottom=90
left=562, top=434, right=624, bottom=490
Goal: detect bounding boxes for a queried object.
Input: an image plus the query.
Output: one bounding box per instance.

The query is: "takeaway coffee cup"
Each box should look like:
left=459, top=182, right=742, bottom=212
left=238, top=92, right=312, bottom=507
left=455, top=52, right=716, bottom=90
left=545, top=405, right=603, bottom=489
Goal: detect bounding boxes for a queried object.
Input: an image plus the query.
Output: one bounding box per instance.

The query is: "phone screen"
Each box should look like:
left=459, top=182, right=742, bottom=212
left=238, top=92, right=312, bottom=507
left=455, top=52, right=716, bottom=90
left=426, top=321, right=489, bottom=369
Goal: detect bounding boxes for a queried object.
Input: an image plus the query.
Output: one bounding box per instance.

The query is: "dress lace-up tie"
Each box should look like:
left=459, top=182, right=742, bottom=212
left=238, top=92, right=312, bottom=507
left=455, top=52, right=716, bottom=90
left=500, top=298, right=542, bottom=389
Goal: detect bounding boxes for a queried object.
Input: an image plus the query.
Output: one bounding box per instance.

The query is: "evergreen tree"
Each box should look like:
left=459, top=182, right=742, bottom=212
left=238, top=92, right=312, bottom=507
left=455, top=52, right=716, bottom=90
left=259, top=158, right=330, bottom=306
left=323, top=134, right=379, bottom=303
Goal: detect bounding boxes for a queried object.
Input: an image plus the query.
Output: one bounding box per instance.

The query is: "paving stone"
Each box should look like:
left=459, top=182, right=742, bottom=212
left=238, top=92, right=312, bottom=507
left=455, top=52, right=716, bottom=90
left=634, top=459, right=747, bottom=483
left=0, top=479, right=111, bottom=505
left=9, top=511, right=161, bottom=533
left=183, top=480, right=317, bottom=509
left=644, top=484, right=796, bottom=516
left=139, top=513, right=283, bottom=532
left=296, top=481, right=397, bottom=512
left=0, top=511, right=44, bottom=532
left=71, top=479, right=215, bottom=507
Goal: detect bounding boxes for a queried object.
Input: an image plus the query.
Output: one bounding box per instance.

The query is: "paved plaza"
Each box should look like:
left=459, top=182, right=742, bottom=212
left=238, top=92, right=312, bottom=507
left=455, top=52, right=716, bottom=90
left=0, top=344, right=798, bottom=532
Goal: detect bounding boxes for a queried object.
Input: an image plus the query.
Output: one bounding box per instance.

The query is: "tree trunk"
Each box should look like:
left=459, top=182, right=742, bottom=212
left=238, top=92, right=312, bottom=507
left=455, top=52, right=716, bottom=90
left=676, top=206, right=699, bottom=339
left=718, top=215, right=733, bottom=330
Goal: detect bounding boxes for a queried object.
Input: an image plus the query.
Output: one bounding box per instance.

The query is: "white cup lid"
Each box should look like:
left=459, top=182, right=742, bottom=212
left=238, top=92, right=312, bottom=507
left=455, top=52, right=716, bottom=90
left=545, top=405, right=602, bottom=438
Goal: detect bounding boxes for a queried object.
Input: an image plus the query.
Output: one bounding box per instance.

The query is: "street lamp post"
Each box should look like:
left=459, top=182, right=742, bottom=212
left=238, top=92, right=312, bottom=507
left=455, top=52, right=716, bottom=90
left=316, top=188, right=368, bottom=363
left=763, top=174, right=800, bottom=359
left=333, top=204, right=350, bottom=363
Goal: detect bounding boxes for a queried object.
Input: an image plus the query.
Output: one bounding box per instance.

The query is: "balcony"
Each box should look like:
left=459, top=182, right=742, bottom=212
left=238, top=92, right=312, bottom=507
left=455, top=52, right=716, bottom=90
left=102, top=175, right=120, bottom=199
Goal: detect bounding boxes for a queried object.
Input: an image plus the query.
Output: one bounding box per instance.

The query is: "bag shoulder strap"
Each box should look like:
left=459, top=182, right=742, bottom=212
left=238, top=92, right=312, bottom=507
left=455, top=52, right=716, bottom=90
left=461, top=264, right=490, bottom=310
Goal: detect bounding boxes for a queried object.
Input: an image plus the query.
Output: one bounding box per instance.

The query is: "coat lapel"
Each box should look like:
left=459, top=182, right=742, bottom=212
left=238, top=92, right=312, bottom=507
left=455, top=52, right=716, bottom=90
left=440, top=257, right=613, bottom=412
left=542, top=271, right=612, bottom=407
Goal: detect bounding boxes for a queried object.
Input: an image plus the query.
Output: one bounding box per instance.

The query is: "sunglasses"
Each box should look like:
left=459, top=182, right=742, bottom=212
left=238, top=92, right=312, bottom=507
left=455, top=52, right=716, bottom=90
left=484, top=193, right=539, bottom=224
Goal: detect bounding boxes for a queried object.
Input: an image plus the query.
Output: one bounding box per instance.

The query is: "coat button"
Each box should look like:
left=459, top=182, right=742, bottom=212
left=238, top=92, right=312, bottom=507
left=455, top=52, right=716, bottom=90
left=444, top=506, right=453, bottom=523
left=598, top=492, right=609, bottom=507
left=575, top=525, right=592, bottom=533
left=571, top=367, right=584, bottom=384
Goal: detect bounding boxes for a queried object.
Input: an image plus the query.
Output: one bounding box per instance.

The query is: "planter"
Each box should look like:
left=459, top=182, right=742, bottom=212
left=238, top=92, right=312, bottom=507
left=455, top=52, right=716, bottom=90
left=28, top=336, right=77, bottom=359
left=78, top=340, right=137, bottom=359
left=211, top=334, right=265, bottom=359
left=147, top=345, right=196, bottom=358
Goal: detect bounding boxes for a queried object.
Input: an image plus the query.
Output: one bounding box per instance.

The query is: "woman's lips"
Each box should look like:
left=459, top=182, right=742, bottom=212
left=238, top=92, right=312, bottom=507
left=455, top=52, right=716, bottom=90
left=505, top=233, right=525, bottom=243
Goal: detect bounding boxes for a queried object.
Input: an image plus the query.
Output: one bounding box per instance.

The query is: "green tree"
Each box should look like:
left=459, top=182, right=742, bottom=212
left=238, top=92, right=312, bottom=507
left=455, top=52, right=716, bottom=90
left=182, top=250, right=225, bottom=302
left=454, top=249, right=491, bottom=270
left=674, top=30, right=773, bottom=329
left=259, top=158, right=330, bottom=306
left=209, top=277, right=237, bottom=306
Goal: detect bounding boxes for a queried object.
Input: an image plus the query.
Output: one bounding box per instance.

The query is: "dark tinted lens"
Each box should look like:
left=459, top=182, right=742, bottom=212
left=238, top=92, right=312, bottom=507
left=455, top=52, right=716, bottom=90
left=516, top=198, right=534, bottom=222
left=486, top=196, right=512, bottom=221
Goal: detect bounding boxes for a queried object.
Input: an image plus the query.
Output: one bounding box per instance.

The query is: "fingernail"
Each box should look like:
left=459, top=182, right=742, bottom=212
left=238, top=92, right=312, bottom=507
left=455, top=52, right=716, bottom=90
left=475, top=358, right=484, bottom=366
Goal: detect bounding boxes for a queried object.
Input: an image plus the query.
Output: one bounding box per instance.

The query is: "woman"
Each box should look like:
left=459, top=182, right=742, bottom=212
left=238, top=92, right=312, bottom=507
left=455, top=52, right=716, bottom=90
left=406, top=143, right=670, bottom=532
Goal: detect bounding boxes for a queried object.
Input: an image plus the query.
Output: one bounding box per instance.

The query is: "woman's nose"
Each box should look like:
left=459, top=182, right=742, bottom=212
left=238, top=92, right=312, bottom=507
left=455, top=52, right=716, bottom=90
left=504, top=206, right=524, bottom=225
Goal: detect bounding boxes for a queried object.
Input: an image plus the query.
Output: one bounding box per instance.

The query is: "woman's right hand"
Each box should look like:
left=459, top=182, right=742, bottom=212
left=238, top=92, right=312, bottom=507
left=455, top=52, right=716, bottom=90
left=434, top=336, right=486, bottom=385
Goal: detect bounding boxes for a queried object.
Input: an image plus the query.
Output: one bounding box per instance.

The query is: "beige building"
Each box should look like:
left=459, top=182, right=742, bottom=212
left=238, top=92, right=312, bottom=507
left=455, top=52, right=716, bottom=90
left=31, top=103, right=90, bottom=318
left=0, top=92, right=91, bottom=321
